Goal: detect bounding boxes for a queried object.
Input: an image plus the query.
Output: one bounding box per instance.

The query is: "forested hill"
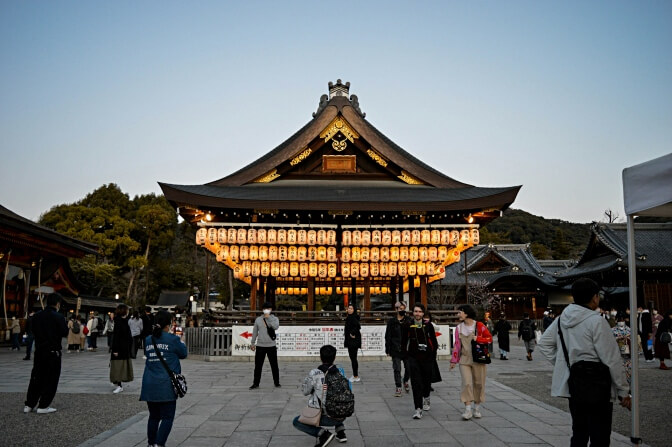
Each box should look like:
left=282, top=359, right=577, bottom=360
left=479, top=209, right=592, bottom=260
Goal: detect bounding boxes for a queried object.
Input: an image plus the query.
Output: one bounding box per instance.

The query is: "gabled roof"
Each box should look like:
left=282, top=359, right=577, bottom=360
left=156, top=290, right=191, bottom=307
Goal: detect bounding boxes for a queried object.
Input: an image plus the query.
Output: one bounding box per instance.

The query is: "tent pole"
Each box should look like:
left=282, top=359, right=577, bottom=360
left=626, top=215, right=641, bottom=445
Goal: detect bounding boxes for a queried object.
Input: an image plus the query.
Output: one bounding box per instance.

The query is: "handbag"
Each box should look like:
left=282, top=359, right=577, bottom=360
left=471, top=322, right=492, bottom=364
left=263, top=319, right=277, bottom=341
left=152, top=336, right=188, bottom=398
left=298, top=378, right=325, bottom=426
left=557, top=316, right=611, bottom=404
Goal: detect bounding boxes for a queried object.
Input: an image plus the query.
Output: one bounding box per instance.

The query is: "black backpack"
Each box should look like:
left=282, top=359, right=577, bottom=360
left=324, top=366, right=355, bottom=421
left=521, top=321, right=535, bottom=341
left=71, top=320, right=80, bottom=334
left=97, top=317, right=104, bottom=332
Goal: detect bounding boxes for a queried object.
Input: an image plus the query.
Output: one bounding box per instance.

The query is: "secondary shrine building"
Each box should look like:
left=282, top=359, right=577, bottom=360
left=160, top=80, right=521, bottom=312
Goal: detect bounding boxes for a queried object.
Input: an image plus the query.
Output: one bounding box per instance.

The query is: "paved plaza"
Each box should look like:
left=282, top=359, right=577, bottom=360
left=0, top=341, right=644, bottom=447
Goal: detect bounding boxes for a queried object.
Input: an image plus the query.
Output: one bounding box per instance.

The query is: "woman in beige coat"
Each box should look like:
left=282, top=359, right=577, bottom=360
left=67, top=317, right=82, bottom=352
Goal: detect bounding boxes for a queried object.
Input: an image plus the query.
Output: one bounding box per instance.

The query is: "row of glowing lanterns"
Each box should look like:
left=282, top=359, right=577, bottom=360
left=231, top=260, right=448, bottom=279
left=197, top=227, right=480, bottom=247
left=275, top=286, right=392, bottom=295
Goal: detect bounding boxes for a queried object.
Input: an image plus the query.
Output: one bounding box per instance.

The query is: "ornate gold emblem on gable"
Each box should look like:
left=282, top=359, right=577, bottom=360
left=253, top=169, right=281, bottom=183
left=398, top=170, right=424, bottom=185
left=319, top=116, right=359, bottom=152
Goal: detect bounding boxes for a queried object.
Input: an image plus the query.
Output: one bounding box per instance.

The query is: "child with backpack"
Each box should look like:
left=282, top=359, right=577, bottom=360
left=293, top=344, right=354, bottom=447
left=518, top=313, right=537, bottom=361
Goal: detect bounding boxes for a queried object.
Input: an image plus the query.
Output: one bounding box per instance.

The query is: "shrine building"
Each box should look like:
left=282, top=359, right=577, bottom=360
left=160, top=80, right=521, bottom=312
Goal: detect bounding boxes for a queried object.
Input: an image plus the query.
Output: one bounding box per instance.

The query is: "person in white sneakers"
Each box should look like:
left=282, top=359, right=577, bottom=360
left=109, top=304, right=133, bottom=394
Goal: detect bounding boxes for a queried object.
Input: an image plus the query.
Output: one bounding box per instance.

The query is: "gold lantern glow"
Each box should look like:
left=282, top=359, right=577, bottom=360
left=411, top=230, right=421, bottom=245
left=392, top=230, right=401, bottom=245
left=380, top=247, right=390, bottom=262
left=360, top=263, right=369, bottom=277
left=327, top=230, right=337, bottom=245
left=402, top=230, right=412, bottom=245
left=317, top=246, right=326, bottom=261
left=208, top=228, right=218, bottom=244
left=249, top=245, right=259, bottom=261
left=352, top=247, right=361, bottom=262
left=298, top=229, right=307, bottom=244
left=388, top=262, right=397, bottom=276
left=278, top=246, right=287, bottom=261
left=398, top=262, right=408, bottom=276
left=298, top=246, right=307, bottom=262
left=341, top=263, right=350, bottom=277
left=431, top=230, right=441, bottom=245
left=409, top=246, right=418, bottom=261
left=440, top=230, right=451, bottom=245
left=307, top=230, right=317, bottom=245
left=247, top=228, right=257, bottom=244
left=229, top=245, right=239, bottom=262
left=361, top=230, right=371, bottom=246
left=233, top=265, right=243, bottom=279
left=239, top=245, right=249, bottom=260
left=341, top=247, right=351, bottom=262
left=300, top=263, right=309, bottom=277
left=309, top=262, right=318, bottom=277
left=342, top=230, right=352, bottom=246
left=277, top=229, right=287, bottom=244
left=269, top=245, right=278, bottom=261
left=218, top=246, right=229, bottom=261
left=271, top=262, right=280, bottom=277
left=227, top=228, right=237, bottom=244
left=328, top=263, right=337, bottom=278
left=417, top=262, right=426, bottom=276
left=370, top=262, right=379, bottom=276
left=196, top=228, right=207, bottom=245
left=280, top=262, right=289, bottom=277
left=261, top=262, right=270, bottom=277
left=438, top=246, right=448, bottom=261
left=327, top=247, right=337, bottom=262
left=421, top=229, right=431, bottom=245
left=400, top=246, right=409, bottom=261
left=390, top=247, right=400, bottom=261
left=251, top=261, right=261, bottom=277
left=257, top=228, right=267, bottom=244
left=288, top=245, right=297, bottom=261
left=259, top=245, right=268, bottom=261
left=419, top=247, right=428, bottom=262
left=379, top=262, right=388, bottom=276
left=289, top=262, right=299, bottom=277
left=407, top=261, right=416, bottom=276
left=318, top=263, right=327, bottom=278
left=237, top=228, right=246, bottom=244
left=426, top=262, right=436, bottom=276
left=461, top=230, right=471, bottom=246
left=361, top=247, right=370, bottom=262
left=267, top=229, right=277, bottom=244
left=450, top=230, right=460, bottom=246
left=217, top=228, right=227, bottom=243
left=372, top=230, right=381, bottom=245
left=352, top=230, right=361, bottom=246
left=317, top=230, right=327, bottom=245
left=382, top=230, right=392, bottom=245
left=287, top=229, right=297, bottom=244
left=351, top=263, right=359, bottom=278
left=242, top=262, right=252, bottom=277
left=370, top=247, right=380, bottom=262
left=471, top=229, right=480, bottom=245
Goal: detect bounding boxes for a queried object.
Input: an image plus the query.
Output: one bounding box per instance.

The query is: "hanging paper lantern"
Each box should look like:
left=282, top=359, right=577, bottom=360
left=351, top=246, right=360, bottom=262
left=370, top=247, right=380, bottom=262
left=307, top=230, right=317, bottom=245
left=342, top=230, right=352, bottom=246
left=352, top=230, right=361, bottom=246
left=242, top=261, right=252, bottom=277
left=239, top=245, right=249, bottom=260
left=317, top=230, right=327, bottom=245
left=407, top=262, right=416, bottom=276
left=257, top=229, right=267, bottom=244
left=382, top=230, right=392, bottom=245
left=250, top=245, right=259, bottom=261
left=299, top=263, right=309, bottom=277
left=251, top=262, right=261, bottom=277
left=289, top=262, right=299, bottom=277
left=409, top=246, right=419, bottom=261
left=421, top=230, right=431, bottom=245
left=380, top=247, right=390, bottom=262
left=328, top=263, right=337, bottom=278
left=218, top=246, right=229, bottom=261
left=402, top=230, right=412, bottom=245
left=414, top=277, right=420, bottom=288
left=327, top=247, right=337, bottom=262
left=227, top=228, right=237, bottom=244
left=216, top=248, right=225, bottom=262
left=440, top=230, right=451, bottom=245
left=392, top=230, right=402, bottom=245
left=418, top=247, right=428, bottom=262
left=259, top=245, right=268, bottom=261
left=267, top=229, right=277, bottom=244
left=288, top=245, right=297, bottom=261
left=287, top=229, right=297, bottom=244
left=379, top=262, right=388, bottom=276
left=370, top=262, right=379, bottom=276
left=426, top=262, right=436, bottom=276
left=398, top=262, right=407, bottom=277
left=341, top=263, right=350, bottom=277
left=400, top=246, right=409, bottom=261
left=217, top=228, right=227, bottom=244
left=271, top=262, right=280, bottom=277
left=341, top=247, right=351, bottom=263
left=430, top=230, right=441, bottom=245
left=196, top=228, right=207, bottom=245
left=417, top=262, right=426, bottom=276
left=278, top=246, right=287, bottom=261
left=471, top=228, right=480, bottom=245
left=438, top=246, right=448, bottom=261
left=461, top=230, right=470, bottom=246
left=317, top=246, right=326, bottom=261
left=277, top=229, right=287, bottom=244
left=247, top=228, right=257, bottom=245
left=411, top=230, right=421, bottom=245
left=390, top=247, right=400, bottom=261
left=229, top=245, right=239, bottom=262
left=450, top=230, right=460, bottom=246
left=206, top=228, right=217, bottom=244
left=351, top=263, right=360, bottom=278
left=298, top=229, right=307, bottom=244
left=388, top=262, right=397, bottom=276
left=361, top=247, right=370, bottom=262
left=361, top=230, right=371, bottom=246
left=280, top=262, right=289, bottom=277
left=318, top=263, right=328, bottom=278
left=236, top=228, right=246, bottom=244
left=309, top=262, right=318, bottom=277
left=360, top=263, right=369, bottom=277
left=371, top=230, right=381, bottom=245
left=269, top=245, right=278, bottom=261
left=261, top=262, right=270, bottom=277
left=233, top=265, right=243, bottom=279
left=298, top=246, right=307, bottom=262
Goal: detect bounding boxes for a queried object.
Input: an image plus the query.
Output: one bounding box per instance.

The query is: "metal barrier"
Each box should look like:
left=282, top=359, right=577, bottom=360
left=183, top=327, right=232, bottom=356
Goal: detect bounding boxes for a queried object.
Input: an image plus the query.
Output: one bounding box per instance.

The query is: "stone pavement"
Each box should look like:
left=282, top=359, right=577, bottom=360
left=0, top=342, right=639, bottom=447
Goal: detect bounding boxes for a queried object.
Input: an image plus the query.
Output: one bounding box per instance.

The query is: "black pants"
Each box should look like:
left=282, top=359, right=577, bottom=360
left=253, top=346, right=280, bottom=386
left=348, top=346, right=359, bottom=377
left=639, top=334, right=653, bottom=360
left=568, top=397, right=613, bottom=446
left=25, top=350, right=62, bottom=409
left=408, top=356, right=432, bottom=409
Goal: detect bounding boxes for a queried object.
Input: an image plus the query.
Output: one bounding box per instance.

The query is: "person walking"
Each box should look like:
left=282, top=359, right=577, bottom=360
left=140, top=310, right=188, bottom=447
left=611, top=312, right=632, bottom=385
left=293, top=344, right=351, bottom=446
left=79, top=317, right=87, bottom=351
left=10, top=316, right=21, bottom=350
left=344, top=303, right=362, bottom=382
left=23, top=310, right=35, bottom=360
left=637, top=306, right=654, bottom=362
left=110, top=304, right=133, bottom=394
left=86, top=313, right=99, bottom=351
left=543, top=310, right=555, bottom=332
left=128, top=310, right=144, bottom=359
left=67, top=316, right=81, bottom=352
left=385, top=301, right=411, bottom=396
left=449, top=304, right=492, bottom=420
left=518, top=313, right=537, bottom=361
left=493, top=314, right=511, bottom=360
left=141, top=306, right=154, bottom=358
left=401, top=303, right=438, bottom=419
left=23, top=293, right=68, bottom=414
left=538, top=278, right=631, bottom=446
left=103, top=312, right=114, bottom=353
left=249, top=301, right=280, bottom=389
left=653, top=309, right=672, bottom=370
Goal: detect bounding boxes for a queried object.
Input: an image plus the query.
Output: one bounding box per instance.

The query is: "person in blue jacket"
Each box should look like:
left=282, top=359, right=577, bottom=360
left=140, top=310, right=188, bottom=447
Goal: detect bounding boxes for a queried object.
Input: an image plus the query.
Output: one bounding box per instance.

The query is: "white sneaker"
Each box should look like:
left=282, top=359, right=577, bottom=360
left=462, top=408, right=473, bottom=420
left=350, top=376, right=361, bottom=382
left=412, top=409, right=423, bottom=419
left=23, top=405, right=36, bottom=413
left=422, top=397, right=430, bottom=411
left=143, top=355, right=147, bottom=359
left=473, top=408, right=482, bottom=418
left=113, top=385, right=124, bottom=394
left=36, top=407, right=57, bottom=414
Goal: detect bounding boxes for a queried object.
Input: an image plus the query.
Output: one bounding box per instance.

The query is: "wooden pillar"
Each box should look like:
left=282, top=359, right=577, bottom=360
left=398, top=277, right=404, bottom=304
left=250, top=277, right=258, bottom=315
left=408, top=277, right=415, bottom=308
left=351, top=277, right=357, bottom=308
left=420, top=276, right=427, bottom=308
left=307, top=278, right=315, bottom=312
left=390, top=279, right=397, bottom=306
left=363, top=278, right=371, bottom=311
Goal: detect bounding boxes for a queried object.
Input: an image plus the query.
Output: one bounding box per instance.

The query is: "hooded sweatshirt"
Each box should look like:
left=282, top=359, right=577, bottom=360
left=537, top=303, right=629, bottom=401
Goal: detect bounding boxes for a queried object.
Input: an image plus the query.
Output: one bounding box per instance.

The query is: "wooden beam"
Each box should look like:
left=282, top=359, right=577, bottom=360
left=307, top=278, right=315, bottom=312
left=250, top=277, right=257, bottom=316
left=363, top=278, right=371, bottom=311
left=420, top=276, right=427, bottom=308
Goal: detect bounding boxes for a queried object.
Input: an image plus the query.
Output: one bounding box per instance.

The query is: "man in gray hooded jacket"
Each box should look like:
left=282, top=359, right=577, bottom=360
left=249, top=301, right=281, bottom=389
left=538, top=278, right=631, bottom=446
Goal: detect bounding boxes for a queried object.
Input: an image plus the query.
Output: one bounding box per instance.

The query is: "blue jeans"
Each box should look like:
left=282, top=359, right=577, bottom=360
left=293, top=414, right=344, bottom=437
left=147, top=401, right=177, bottom=446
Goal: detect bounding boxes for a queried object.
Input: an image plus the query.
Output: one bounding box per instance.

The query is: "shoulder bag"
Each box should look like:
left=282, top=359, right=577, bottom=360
left=557, top=316, right=611, bottom=403
left=263, top=318, right=276, bottom=341
left=471, top=322, right=492, bottom=364
left=151, top=336, right=187, bottom=398
left=298, top=373, right=325, bottom=426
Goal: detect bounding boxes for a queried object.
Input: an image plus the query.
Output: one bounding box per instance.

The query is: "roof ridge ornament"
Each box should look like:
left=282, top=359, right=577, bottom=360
left=313, top=80, right=366, bottom=118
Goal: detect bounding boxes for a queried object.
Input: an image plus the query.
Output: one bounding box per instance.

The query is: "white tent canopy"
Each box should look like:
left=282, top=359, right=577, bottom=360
left=622, top=152, right=672, bottom=446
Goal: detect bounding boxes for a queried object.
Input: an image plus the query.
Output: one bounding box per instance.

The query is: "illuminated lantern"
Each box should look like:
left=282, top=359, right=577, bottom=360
left=341, top=263, right=350, bottom=278
left=421, top=230, right=431, bottom=245
left=237, top=228, right=246, bottom=244
left=421, top=247, right=430, bottom=262
left=471, top=229, right=480, bottom=245
left=370, top=262, right=379, bottom=276
left=233, top=265, right=243, bottom=279
left=259, top=245, right=268, bottom=261
left=267, top=229, right=277, bottom=244
left=352, top=247, right=361, bottom=262
left=351, top=263, right=359, bottom=278
left=400, top=246, right=409, bottom=261
left=216, top=248, right=225, bottom=262
left=431, top=230, right=441, bottom=245
left=218, top=228, right=227, bottom=243
left=390, top=247, right=400, bottom=261
left=361, top=247, right=370, bottom=262
left=287, top=229, right=297, bottom=244
left=352, top=230, right=361, bottom=246
left=402, top=230, right=412, bottom=245
left=392, top=230, right=401, bottom=245
left=426, top=262, right=436, bottom=276
left=280, top=262, right=289, bottom=277
left=300, top=263, right=309, bottom=277
left=317, top=246, right=326, bottom=261
left=441, top=230, right=451, bottom=245
left=360, top=263, right=369, bottom=277
left=318, top=263, right=327, bottom=278
left=251, top=262, right=261, bottom=277
left=379, top=262, right=388, bottom=276
left=461, top=230, right=470, bottom=246
left=370, top=247, right=380, bottom=262
left=289, top=262, right=299, bottom=277
left=239, top=245, right=249, bottom=260
left=227, top=228, right=237, bottom=244
left=341, top=247, right=351, bottom=263
left=380, top=247, right=390, bottom=262
left=196, top=228, right=207, bottom=245
left=307, top=230, right=317, bottom=245
left=218, top=245, right=229, bottom=261
left=417, top=262, right=426, bottom=276
left=207, top=228, right=218, bottom=244
left=278, top=246, right=287, bottom=261
left=271, top=262, right=280, bottom=277
left=229, top=245, right=239, bottom=262
left=407, top=262, right=416, bottom=276
left=327, top=230, right=337, bottom=245
left=410, top=246, right=419, bottom=261
left=277, top=229, right=287, bottom=244
left=309, top=262, right=318, bottom=277
left=298, top=229, right=307, bottom=244
left=242, top=262, right=252, bottom=277
left=371, top=230, right=381, bottom=245
left=257, top=229, right=267, bottom=244
left=261, top=262, right=270, bottom=277
left=269, top=245, right=278, bottom=261
left=249, top=245, right=259, bottom=261
left=411, top=230, right=421, bottom=245
left=361, top=230, right=371, bottom=246
left=438, top=246, right=448, bottom=261
left=328, top=263, right=337, bottom=278
left=342, top=230, right=352, bottom=246
left=317, top=229, right=327, bottom=245
left=388, top=262, right=397, bottom=276
left=382, top=230, right=392, bottom=245
left=297, top=246, right=307, bottom=262
left=247, top=228, right=257, bottom=244
left=327, top=247, right=337, bottom=262
left=398, top=262, right=407, bottom=277
left=288, top=245, right=297, bottom=261
left=450, top=230, right=460, bottom=245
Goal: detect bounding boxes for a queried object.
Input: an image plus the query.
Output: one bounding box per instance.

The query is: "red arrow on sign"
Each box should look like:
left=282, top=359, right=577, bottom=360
left=435, top=331, right=442, bottom=337
left=240, top=331, right=253, bottom=339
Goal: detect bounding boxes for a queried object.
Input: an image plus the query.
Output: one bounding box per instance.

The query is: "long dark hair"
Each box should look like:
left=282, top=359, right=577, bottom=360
left=152, top=310, right=172, bottom=338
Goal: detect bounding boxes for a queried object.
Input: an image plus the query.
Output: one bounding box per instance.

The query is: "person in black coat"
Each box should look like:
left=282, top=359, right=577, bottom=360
left=110, top=304, right=134, bottom=393
left=344, top=304, right=362, bottom=382
left=385, top=301, right=411, bottom=395
left=638, top=306, right=654, bottom=361
left=493, top=314, right=512, bottom=360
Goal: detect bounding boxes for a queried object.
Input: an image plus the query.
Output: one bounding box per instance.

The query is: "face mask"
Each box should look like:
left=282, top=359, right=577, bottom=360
left=611, top=311, right=617, bottom=317
left=263, top=309, right=271, bottom=315
left=617, top=322, right=625, bottom=327
left=398, top=310, right=406, bottom=317
left=653, top=310, right=658, bottom=315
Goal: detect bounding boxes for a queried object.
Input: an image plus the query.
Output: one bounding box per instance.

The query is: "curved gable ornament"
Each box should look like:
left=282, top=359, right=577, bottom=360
left=319, top=116, right=359, bottom=152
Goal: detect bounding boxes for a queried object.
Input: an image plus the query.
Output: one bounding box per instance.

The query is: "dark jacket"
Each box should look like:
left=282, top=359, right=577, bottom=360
left=494, top=319, right=511, bottom=351
left=140, top=332, right=188, bottom=402
left=32, top=306, right=68, bottom=352
left=344, top=313, right=361, bottom=349
left=141, top=312, right=153, bottom=337
left=401, top=320, right=438, bottom=362
left=518, top=319, right=537, bottom=341
left=111, top=316, right=133, bottom=360
left=385, top=315, right=411, bottom=356
left=638, top=311, right=653, bottom=336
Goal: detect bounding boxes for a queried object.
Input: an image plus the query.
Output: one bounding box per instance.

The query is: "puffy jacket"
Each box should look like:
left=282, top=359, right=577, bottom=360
left=301, top=363, right=350, bottom=410
left=537, top=303, right=629, bottom=400
left=140, top=332, right=188, bottom=402
left=385, top=315, right=411, bottom=356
